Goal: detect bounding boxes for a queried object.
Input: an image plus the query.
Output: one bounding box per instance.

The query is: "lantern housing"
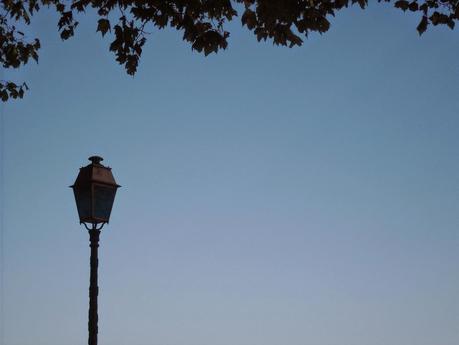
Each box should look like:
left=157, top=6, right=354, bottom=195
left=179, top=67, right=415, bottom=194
left=71, top=156, right=120, bottom=226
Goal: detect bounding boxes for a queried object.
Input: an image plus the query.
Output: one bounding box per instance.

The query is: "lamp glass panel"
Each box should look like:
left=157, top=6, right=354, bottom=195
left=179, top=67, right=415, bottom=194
left=74, top=186, right=91, bottom=221
left=93, top=184, right=116, bottom=221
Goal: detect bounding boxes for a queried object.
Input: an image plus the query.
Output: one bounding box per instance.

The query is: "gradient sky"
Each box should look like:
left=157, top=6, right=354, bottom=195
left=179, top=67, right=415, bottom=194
left=1, top=3, right=458, bottom=345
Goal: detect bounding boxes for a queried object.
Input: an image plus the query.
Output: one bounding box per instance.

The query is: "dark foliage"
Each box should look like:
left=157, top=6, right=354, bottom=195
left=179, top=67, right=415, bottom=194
left=1, top=0, right=458, bottom=101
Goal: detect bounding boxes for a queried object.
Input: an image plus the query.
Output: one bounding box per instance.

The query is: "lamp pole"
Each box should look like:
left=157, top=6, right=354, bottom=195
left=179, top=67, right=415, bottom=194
left=71, top=156, right=120, bottom=345
left=88, top=226, right=101, bottom=345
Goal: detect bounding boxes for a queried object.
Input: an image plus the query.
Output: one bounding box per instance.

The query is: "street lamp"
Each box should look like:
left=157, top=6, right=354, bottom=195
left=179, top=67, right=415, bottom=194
left=71, top=156, right=120, bottom=345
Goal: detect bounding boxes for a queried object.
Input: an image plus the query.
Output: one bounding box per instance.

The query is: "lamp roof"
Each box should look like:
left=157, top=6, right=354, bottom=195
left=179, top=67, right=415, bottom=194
left=72, top=156, right=120, bottom=188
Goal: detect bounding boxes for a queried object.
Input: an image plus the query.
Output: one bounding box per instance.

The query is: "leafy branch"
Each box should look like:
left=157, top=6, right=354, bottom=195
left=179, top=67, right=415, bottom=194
left=1, top=0, right=458, bottom=102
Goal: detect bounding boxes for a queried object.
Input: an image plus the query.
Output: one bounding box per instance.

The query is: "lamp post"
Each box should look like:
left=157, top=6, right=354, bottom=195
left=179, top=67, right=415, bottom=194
left=71, top=156, right=120, bottom=345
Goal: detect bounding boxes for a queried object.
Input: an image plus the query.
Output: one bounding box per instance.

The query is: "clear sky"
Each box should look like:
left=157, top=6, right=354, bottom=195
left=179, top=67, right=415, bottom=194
left=1, top=3, right=458, bottom=345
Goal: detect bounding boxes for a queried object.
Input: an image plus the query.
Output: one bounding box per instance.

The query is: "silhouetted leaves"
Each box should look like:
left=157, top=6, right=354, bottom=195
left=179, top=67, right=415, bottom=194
left=395, top=0, right=410, bottom=11
left=0, top=82, right=28, bottom=101
left=417, top=15, right=429, bottom=34
left=1, top=0, right=459, bottom=101
left=408, top=2, right=419, bottom=12
left=241, top=9, right=257, bottom=30
left=97, top=18, right=110, bottom=36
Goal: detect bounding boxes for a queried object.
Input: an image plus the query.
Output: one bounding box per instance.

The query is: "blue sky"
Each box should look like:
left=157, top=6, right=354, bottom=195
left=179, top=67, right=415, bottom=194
left=1, top=3, right=458, bottom=345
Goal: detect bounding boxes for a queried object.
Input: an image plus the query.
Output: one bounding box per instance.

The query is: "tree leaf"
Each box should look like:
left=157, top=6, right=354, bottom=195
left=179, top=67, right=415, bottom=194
left=97, top=18, right=111, bottom=37
left=417, top=15, right=428, bottom=35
